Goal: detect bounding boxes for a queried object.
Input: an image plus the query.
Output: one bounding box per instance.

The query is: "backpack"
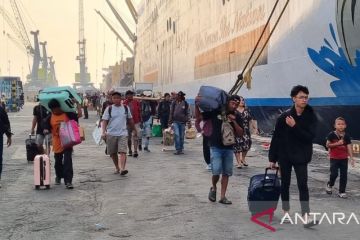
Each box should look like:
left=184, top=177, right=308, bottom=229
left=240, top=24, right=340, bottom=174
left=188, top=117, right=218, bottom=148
left=221, top=114, right=236, bottom=146
left=108, top=104, right=129, bottom=119
left=141, top=101, right=152, bottom=121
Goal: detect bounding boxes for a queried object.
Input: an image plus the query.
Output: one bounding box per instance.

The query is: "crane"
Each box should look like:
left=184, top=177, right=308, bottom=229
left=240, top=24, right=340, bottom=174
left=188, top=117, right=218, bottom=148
left=125, top=0, right=138, bottom=24
left=95, top=9, right=134, bottom=55
left=0, top=5, right=31, bottom=53
left=75, top=0, right=91, bottom=87
left=105, top=0, right=136, bottom=42
left=9, top=0, right=33, bottom=53
left=30, top=30, right=41, bottom=83
left=48, top=56, right=57, bottom=85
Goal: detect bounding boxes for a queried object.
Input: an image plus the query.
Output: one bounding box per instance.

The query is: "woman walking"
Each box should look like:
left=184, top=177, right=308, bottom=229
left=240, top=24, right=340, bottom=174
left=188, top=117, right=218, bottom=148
left=234, top=96, right=255, bottom=168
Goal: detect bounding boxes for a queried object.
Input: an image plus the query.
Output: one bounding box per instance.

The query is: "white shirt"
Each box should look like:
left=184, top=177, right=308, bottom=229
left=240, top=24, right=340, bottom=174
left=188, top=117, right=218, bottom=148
left=102, top=104, right=132, bottom=136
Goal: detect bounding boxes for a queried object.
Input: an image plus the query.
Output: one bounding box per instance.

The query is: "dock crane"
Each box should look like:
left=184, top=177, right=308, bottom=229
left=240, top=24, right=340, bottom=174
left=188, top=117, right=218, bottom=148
left=105, top=0, right=136, bottom=42
left=125, top=0, right=138, bottom=24
left=95, top=9, right=134, bottom=55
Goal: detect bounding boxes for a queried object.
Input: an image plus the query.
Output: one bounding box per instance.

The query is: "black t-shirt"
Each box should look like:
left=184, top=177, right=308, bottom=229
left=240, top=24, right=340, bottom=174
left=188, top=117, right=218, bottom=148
left=203, top=110, right=243, bottom=149
left=327, top=131, right=351, bottom=159
left=33, top=105, right=50, bottom=134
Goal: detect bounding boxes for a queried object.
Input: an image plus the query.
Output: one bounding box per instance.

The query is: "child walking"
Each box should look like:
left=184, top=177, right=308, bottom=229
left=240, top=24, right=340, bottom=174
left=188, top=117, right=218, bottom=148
left=325, top=117, right=355, bottom=198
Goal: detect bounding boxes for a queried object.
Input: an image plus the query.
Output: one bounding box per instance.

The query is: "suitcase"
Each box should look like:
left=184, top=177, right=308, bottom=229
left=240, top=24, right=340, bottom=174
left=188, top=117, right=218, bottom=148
left=26, top=135, right=39, bottom=162
left=34, top=154, right=51, bottom=190
left=248, top=167, right=281, bottom=216
left=39, top=86, right=82, bottom=113
left=198, top=86, right=229, bottom=112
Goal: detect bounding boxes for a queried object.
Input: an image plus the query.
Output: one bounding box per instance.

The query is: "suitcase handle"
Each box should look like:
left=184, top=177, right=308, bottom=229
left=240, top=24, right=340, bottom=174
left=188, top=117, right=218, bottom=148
left=28, top=134, right=36, bottom=139
left=262, top=167, right=280, bottom=187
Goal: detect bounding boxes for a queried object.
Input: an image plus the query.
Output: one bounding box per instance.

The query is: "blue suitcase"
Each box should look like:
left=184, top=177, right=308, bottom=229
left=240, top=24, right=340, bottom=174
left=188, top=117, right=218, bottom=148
left=198, top=86, right=229, bottom=112
left=39, top=86, right=82, bottom=113
left=248, top=167, right=281, bottom=216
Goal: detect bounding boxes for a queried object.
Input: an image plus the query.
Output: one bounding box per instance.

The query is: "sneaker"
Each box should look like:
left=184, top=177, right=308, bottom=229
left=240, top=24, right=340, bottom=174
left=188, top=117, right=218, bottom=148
left=303, top=214, right=318, bottom=228
left=205, top=164, right=212, bottom=171
left=139, top=145, right=142, bottom=151
left=55, top=177, right=61, bottom=185
left=338, top=193, right=348, bottom=199
left=133, top=152, right=138, bottom=158
left=325, top=183, right=332, bottom=194
left=66, top=183, right=74, bottom=189
left=144, top=147, right=150, bottom=152
left=127, top=151, right=132, bottom=156
left=174, top=151, right=182, bottom=155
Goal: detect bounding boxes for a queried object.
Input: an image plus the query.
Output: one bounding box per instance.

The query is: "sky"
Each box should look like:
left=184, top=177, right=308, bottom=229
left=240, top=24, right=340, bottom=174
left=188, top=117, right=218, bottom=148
left=0, top=0, right=139, bottom=87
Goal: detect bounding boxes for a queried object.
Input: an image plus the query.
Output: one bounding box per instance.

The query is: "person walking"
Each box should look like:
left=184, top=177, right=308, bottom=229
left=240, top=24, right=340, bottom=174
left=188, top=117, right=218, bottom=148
left=0, top=105, right=12, bottom=188
left=102, top=91, right=135, bottom=175
left=268, top=85, right=318, bottom=228
left=141, top=97, right=153, bottom=152
left=325, top=117, right=355, bottom=198
left=123, top=90, right=142, bottom=157
left=157, top=93, right=171, bottom=132
left=31, top=99, right=51, bottom=154
left=196, top=95, right=243, bottom=204
left=43, top=99, right=82, bottom=189
left=169, top=91, right=191, bottom=155
left=83, top=96, right=89, bottom=119
left=233, top=96, right=255, bottom=168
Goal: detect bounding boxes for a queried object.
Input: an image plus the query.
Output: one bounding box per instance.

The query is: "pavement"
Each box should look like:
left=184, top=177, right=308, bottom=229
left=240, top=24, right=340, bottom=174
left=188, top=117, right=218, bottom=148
left=0, top=102, right=359, bottom=240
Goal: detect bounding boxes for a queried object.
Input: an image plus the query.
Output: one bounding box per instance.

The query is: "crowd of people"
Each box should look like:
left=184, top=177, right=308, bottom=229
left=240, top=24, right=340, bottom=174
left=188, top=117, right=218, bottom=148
left=0, top=85, right=356, bottom=229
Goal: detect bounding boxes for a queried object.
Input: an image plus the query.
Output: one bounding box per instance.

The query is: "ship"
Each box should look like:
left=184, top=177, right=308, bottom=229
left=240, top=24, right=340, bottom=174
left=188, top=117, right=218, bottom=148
left=133, top=0, right=360, bottom=144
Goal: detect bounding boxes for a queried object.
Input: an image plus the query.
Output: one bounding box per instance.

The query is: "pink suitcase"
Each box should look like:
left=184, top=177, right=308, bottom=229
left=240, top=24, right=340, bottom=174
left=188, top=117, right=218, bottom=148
left=34, top=154, right=51, bottom=190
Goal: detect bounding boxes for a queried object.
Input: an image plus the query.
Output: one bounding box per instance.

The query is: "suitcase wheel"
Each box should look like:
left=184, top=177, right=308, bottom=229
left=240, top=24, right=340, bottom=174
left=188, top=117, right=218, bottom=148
left=45, top=185, right=50, bottom=190
left=35, top=185, right=40, bottom=190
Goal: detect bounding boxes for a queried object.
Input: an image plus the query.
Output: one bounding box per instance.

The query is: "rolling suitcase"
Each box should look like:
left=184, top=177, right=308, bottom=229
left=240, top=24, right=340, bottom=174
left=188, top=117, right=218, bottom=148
left=38, top=86, right=82, bottom=113
left=26, top=134, right=39, bottom=162
left=248, top=167, right=281, bottom=216
left=34, top=137, right=51, bottom=190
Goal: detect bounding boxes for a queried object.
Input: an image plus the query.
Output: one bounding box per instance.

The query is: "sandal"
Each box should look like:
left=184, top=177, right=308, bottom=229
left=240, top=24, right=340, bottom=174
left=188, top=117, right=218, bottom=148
left=219, top=197, right=232, bottom=205
left=120, top=170, right=129, bottom=176
left=242, top=161, right=248, bottom=167
left=208, top=187, right=216, bottom=202
left=114, top=169, right=120, bottom=174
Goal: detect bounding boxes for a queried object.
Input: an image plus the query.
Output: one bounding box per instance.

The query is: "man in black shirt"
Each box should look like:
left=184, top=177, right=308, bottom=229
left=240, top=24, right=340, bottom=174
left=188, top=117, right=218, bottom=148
left=196, top=95, right=243, bottom=204
left=31, top=103, right=51, bottom=154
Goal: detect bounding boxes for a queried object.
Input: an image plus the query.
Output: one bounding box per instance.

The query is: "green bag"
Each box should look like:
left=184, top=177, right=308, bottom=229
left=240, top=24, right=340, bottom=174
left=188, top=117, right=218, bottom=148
left=152, top=124, right=163, bottom=137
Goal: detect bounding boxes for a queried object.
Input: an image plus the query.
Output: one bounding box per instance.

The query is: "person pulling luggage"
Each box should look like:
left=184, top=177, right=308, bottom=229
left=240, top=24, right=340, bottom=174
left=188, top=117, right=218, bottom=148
left=0, top=104, right=12, bottom=188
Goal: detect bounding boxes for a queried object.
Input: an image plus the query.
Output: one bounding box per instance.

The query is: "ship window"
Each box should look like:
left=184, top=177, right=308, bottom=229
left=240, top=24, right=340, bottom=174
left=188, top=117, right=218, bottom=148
left=167, top=20, right=169, bottom=31
left=173, top=22, right=176, bottom=33
left=169, top=17, right=172, bottom=29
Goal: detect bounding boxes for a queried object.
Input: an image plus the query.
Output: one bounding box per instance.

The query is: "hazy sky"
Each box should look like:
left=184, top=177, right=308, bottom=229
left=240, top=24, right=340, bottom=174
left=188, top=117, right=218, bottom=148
left=0, top=0, right=139, bottom=87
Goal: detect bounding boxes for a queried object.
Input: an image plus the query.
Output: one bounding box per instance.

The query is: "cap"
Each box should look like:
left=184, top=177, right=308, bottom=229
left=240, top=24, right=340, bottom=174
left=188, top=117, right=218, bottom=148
left=177, top=91, right=186, bottom=96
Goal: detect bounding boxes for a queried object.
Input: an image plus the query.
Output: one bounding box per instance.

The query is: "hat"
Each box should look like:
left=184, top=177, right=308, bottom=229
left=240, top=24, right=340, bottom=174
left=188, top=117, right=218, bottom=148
left=125, top=90, right=134, bottom=95
left=111, top=91, right=122, bottom=96
left=177, top=91, right=186, bottom=96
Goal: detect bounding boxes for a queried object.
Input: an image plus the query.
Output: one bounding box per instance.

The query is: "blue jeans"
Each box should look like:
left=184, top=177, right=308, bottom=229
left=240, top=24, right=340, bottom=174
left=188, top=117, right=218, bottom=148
left=173, top=122, right=185, bottom=151
left=210, top=147, right=234, bottom=176
left=0, top=134, right=3, bottom=179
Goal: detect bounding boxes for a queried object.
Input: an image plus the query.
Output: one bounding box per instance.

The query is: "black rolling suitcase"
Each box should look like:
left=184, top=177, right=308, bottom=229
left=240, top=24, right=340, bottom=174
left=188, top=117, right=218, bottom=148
left=26, top=135, right=39, bottom=162
left=248, top=167, right=281, bottom=216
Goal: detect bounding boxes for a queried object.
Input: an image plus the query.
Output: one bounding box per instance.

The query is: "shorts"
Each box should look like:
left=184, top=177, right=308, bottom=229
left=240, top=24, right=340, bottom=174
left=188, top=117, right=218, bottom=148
left=36, top=134, right=52, bottom=146
left=106, top=135, right=128, bottom=154
left=210, top=147, right=234, bottom=176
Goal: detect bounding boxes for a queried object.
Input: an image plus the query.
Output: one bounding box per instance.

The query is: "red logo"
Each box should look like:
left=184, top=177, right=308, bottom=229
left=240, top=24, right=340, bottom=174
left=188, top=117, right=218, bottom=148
left=250, top=208, right=276, bottom=232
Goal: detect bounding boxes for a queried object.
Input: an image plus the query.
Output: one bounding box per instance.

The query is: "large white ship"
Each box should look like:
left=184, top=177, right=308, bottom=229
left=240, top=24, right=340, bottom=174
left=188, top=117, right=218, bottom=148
left=134, top=0, right=360, bottom=143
